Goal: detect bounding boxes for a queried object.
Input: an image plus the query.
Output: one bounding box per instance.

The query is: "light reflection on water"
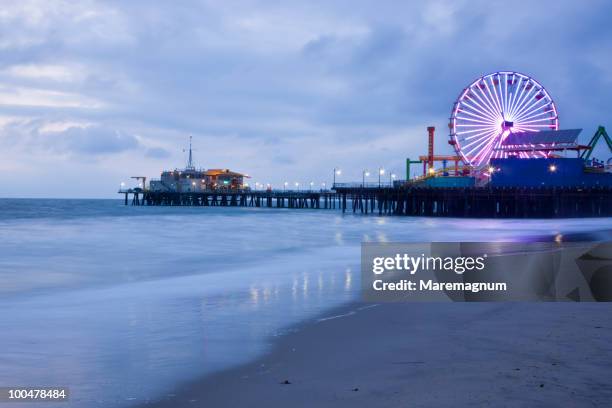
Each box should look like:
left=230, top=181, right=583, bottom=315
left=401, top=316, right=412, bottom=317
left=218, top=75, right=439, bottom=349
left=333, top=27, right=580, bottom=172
left=248, top=267, right=354, bottom=309
left=0, top=199, right=610, bottom=407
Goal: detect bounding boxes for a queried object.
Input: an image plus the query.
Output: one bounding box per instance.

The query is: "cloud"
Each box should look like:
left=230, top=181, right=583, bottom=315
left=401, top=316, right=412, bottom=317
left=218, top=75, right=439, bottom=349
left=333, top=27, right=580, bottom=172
left=145, top=146, right=171, bottom=159
left=0, top=0, right=612, bottom=197
left=0, top=85, right=104, bottom=108
left=1, top=63, right=84, bottom=82
left=43, top=125, right=139, bottom=155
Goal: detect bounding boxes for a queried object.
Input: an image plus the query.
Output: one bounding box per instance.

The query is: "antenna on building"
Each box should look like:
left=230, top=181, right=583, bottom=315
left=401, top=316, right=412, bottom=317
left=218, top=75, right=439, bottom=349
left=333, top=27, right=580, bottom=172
left=184, top=135, right=195, bottom=170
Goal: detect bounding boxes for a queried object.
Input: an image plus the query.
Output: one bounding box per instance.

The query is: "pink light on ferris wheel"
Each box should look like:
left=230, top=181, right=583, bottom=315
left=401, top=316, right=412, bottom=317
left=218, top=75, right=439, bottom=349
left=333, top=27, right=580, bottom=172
left=449, top=71, right=559, bottom=167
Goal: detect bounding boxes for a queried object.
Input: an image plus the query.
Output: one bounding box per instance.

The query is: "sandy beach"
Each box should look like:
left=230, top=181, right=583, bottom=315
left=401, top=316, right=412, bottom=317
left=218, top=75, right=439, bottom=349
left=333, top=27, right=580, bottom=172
left=140, top=301, right=612, bottom=407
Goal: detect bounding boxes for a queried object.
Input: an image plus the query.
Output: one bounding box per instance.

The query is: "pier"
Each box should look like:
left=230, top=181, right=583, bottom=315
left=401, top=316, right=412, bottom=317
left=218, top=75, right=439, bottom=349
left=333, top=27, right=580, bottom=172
left=333, top=184, right=611, bottom=218
left=119, top=121, right=612, bottom=219
left=120, top=185, right=612, bottom=218
left=122, top=189, right=341, bottom=209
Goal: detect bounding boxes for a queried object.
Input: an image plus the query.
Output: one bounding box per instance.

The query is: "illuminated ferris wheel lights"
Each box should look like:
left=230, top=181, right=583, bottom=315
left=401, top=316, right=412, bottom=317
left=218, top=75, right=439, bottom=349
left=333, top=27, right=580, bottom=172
left=463, top=133, right=495, bottom=157
left=520, top=109, right=554, bottom=122
left=449, top=71, right=559, bottom=167
left=465, top=129, right=497, bottom=141
left=463, top=134, right=489, bottom=148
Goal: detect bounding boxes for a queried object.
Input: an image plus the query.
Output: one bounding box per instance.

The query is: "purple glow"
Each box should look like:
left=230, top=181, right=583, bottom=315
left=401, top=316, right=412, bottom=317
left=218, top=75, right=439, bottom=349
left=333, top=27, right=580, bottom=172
left=449, top=71, right=559, bottom=168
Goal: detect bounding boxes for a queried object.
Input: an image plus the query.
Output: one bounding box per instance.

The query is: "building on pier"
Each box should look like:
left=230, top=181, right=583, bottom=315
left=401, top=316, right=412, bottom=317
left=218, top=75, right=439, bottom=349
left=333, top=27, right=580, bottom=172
left=148, top=137, right=249, bottom=192
left=408, top=127, right=611, bottom=189
left=488, top=128, right=612, bottom=188
left=490, top=157, right=611, bottom=187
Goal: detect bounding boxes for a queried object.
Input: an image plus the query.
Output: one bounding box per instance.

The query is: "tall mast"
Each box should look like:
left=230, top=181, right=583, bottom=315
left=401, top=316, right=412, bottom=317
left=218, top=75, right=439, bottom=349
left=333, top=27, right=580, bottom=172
left=186, top=135, right=194, bottom=170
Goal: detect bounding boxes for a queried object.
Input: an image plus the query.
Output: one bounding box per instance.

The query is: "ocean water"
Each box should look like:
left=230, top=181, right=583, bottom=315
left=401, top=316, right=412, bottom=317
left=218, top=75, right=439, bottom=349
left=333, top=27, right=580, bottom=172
left=0, top=198, right=611, bottom=407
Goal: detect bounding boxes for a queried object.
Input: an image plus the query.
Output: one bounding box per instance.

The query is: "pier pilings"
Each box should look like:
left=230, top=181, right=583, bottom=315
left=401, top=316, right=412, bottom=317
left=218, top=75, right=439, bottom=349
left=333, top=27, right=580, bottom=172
left=119, top=186, right=612, bottom=218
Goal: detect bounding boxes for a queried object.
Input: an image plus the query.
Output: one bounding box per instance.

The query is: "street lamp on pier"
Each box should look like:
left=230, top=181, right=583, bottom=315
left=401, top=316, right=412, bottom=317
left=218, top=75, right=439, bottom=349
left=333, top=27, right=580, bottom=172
left=378, top=167, right=385, bottom=187
left=333, top=168, right=341, bottom=187
left=362, top=170, right=370, bottom=187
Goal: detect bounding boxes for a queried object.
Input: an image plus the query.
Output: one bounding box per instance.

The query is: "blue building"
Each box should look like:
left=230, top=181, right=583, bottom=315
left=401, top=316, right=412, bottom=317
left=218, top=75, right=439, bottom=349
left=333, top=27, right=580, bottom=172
left=489, top=128, right=611, bottom=187
left=490, top=157, right=611, bottom=187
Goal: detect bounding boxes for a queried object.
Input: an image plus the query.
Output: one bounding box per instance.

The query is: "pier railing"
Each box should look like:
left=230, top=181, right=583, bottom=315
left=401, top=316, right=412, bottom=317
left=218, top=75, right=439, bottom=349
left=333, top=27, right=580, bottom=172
left=119, top=185, right=612, bottom=218
left=333, top=182, right=399, bottom=189
left=119, top=188, right=334, bottom=194
left=120, top=188, right=340, bottom=210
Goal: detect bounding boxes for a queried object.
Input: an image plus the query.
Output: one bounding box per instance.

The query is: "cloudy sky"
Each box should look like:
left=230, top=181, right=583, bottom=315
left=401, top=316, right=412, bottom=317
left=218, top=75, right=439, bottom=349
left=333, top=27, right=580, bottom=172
left=1, top=0, right=611, bottom=197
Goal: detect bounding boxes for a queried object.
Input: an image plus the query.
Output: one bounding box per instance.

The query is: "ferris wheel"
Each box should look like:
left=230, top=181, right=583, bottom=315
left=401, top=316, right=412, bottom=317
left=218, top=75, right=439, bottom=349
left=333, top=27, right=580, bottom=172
left=449, top=71, right=559, bottom=167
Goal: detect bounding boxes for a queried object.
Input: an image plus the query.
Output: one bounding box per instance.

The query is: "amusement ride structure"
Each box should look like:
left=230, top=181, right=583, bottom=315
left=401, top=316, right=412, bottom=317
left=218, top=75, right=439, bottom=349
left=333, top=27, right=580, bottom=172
left=404, top=70, right=611, bottom=186
left=449, top=71, right=559, bottom=167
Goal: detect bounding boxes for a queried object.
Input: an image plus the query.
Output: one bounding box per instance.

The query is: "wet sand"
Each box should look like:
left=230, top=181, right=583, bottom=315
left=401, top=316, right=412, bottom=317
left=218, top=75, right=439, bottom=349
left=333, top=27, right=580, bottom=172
left=139, top=301, right=612, bottom=407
